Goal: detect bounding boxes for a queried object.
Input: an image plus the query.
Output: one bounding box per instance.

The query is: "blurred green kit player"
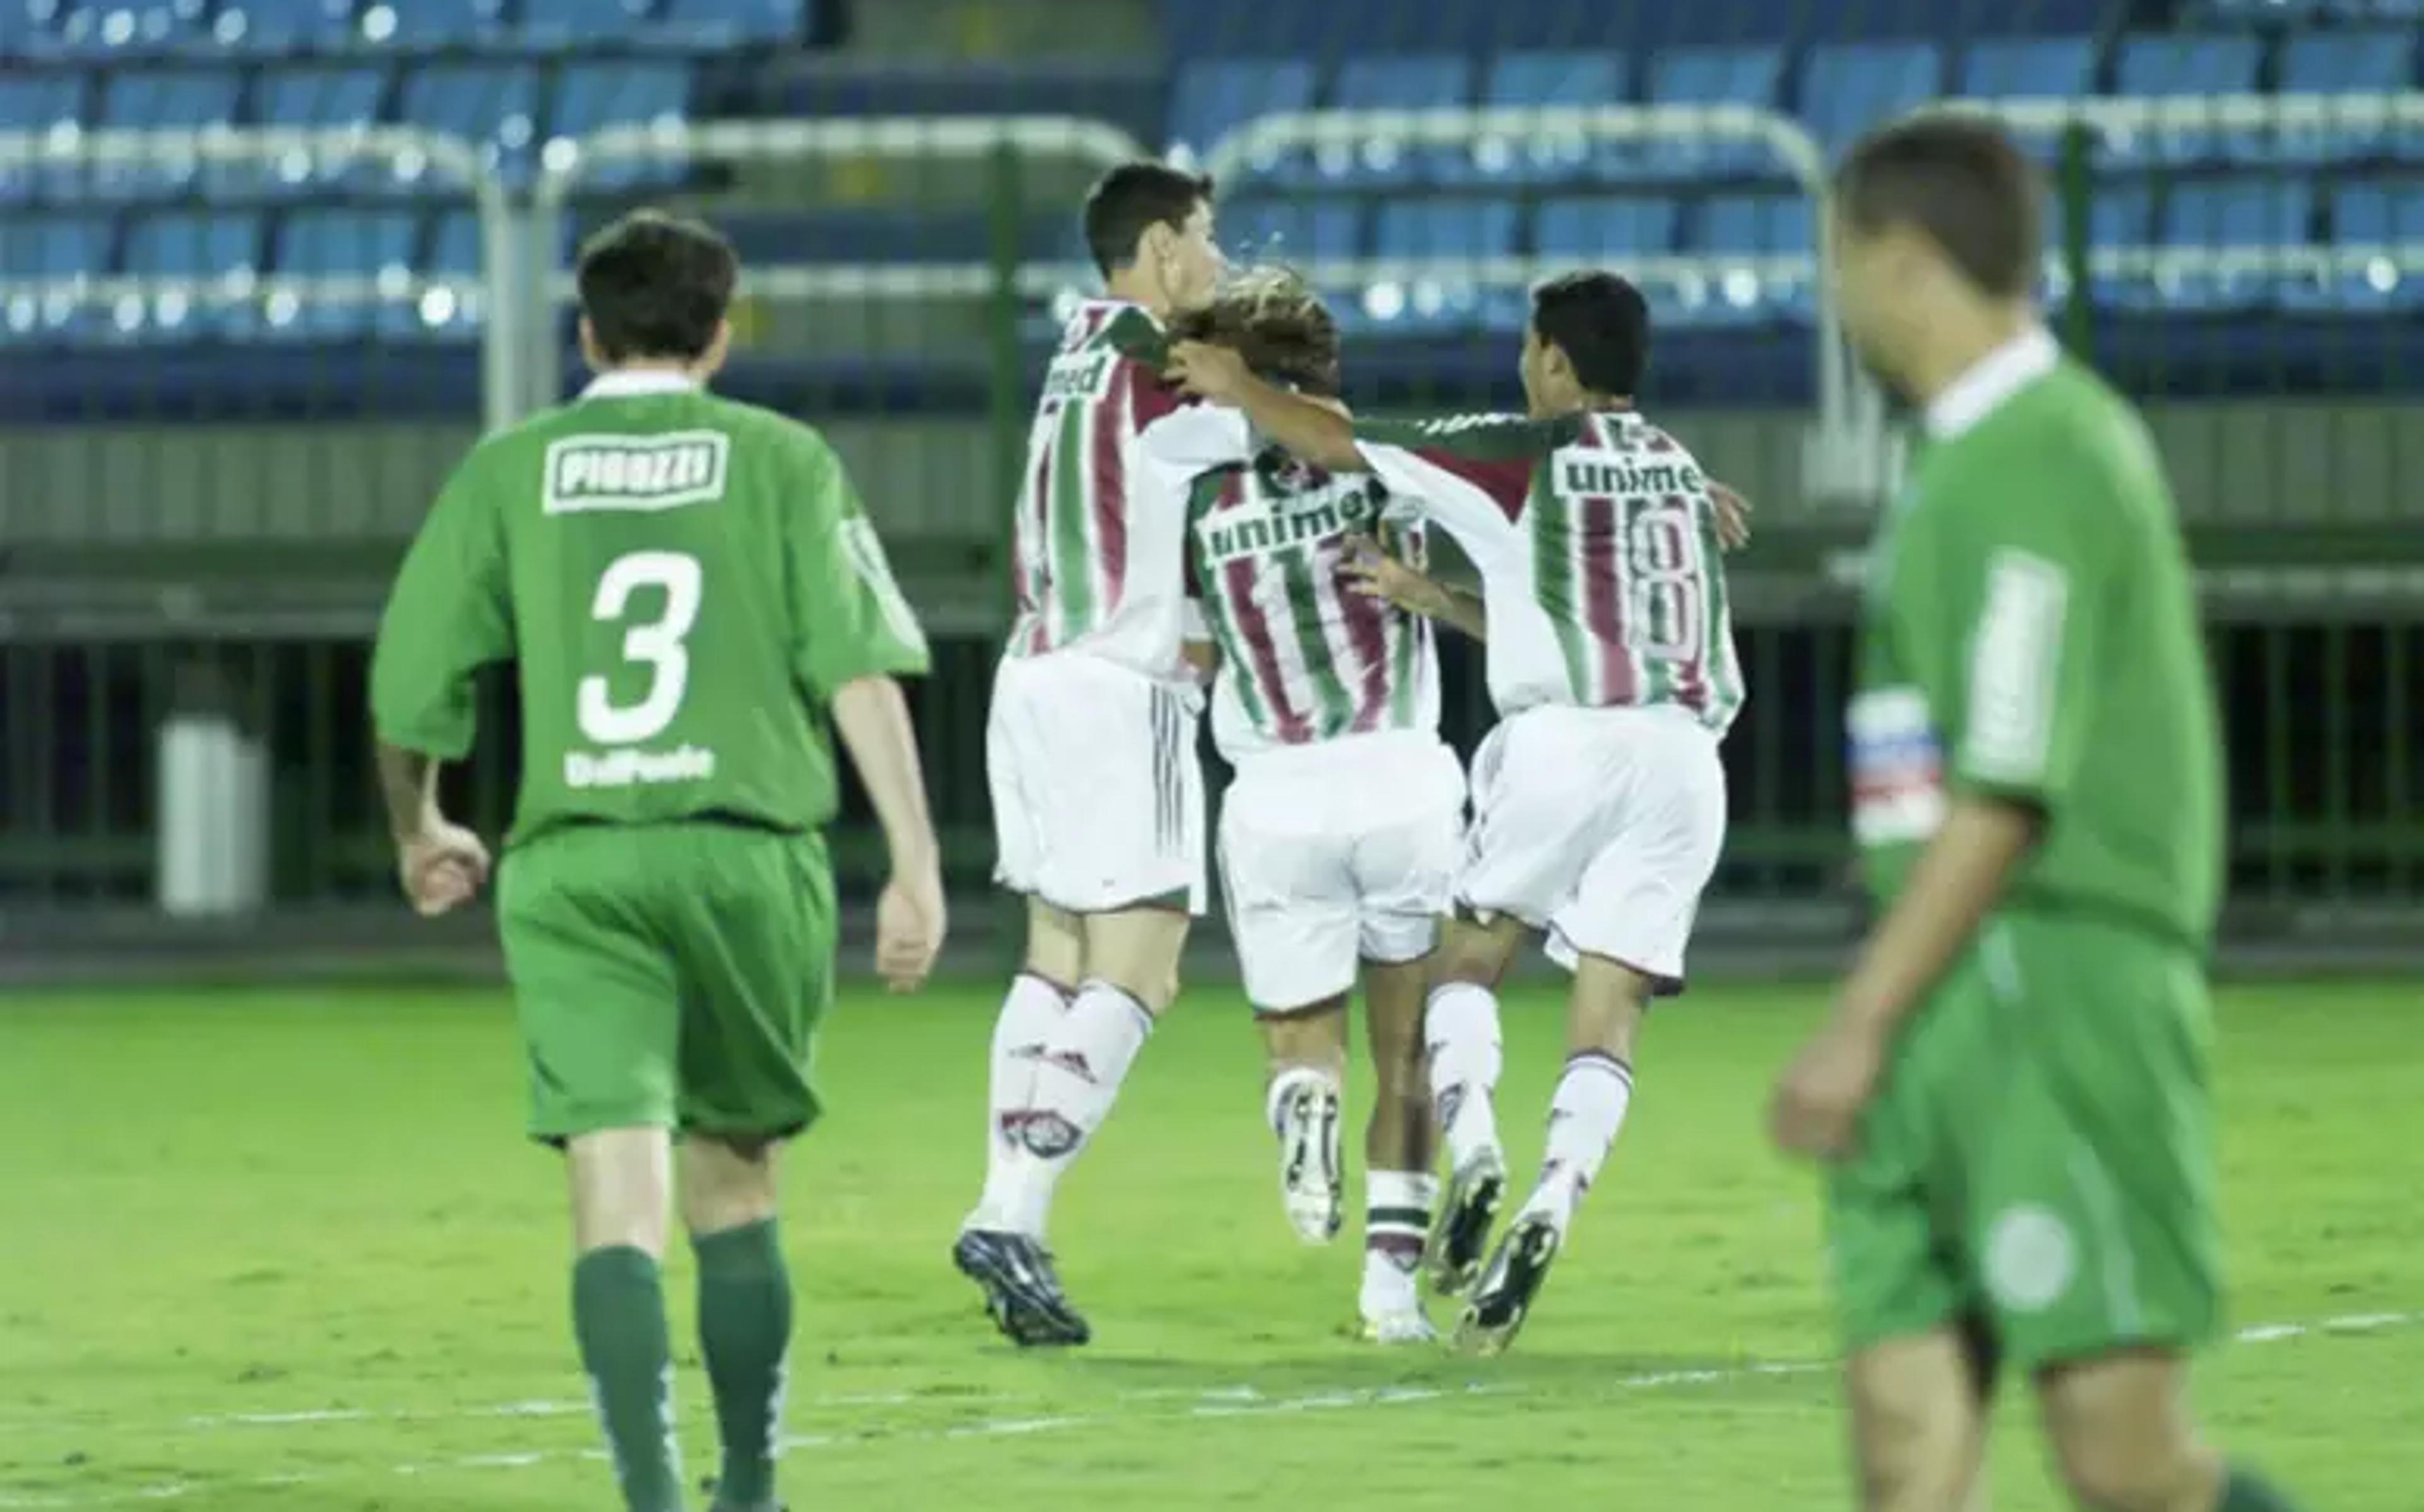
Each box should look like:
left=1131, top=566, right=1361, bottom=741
left=1768, top=119, right=2306, bottom=1512
left=369, top=211, right=943, bottom=1512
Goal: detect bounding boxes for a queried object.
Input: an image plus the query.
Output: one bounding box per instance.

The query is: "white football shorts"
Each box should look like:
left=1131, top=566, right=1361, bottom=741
left=987, top=650, right=1207, bottom=916
left=1459, top=702, right=1726, bottom=991
left=1217, top=731, right=1466, bottom=1012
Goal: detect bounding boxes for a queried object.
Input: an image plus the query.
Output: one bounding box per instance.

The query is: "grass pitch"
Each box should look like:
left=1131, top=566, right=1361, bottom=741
left=1, top=978, right=2416, bottom=1510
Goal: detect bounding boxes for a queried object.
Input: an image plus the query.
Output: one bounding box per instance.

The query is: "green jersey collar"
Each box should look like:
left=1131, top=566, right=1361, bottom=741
left=581, top=369, right=701, bottom=401
left=1923, top=326, right=2057, bottom=442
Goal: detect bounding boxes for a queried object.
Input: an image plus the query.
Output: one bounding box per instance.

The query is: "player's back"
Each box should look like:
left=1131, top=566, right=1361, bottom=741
left=467, top=376, right=912, bottom=845
left=1356, top=408, right=1743, bottom=731
left=1187, top=448, right=1437, bottom=762
left=1006, top=298, right=1199, bottom=678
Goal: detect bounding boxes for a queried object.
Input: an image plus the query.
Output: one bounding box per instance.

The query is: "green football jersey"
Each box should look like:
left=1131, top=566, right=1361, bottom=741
left=1850, top=336, right=2223, bottom=951
left=372, top=370, right=930, bottom=849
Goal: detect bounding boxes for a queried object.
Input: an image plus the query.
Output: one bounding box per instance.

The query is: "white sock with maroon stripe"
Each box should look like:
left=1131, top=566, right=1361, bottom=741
left=1424, top=983, right=1503, bottom=1173
left=969, top=973, right=1071, bottom=1232
left=1521, top=1051, right=1635, bottom=1236
left=992, top=981, right=1155, bottom=1238
left=1361, top=1169, right=1437, bottom=1316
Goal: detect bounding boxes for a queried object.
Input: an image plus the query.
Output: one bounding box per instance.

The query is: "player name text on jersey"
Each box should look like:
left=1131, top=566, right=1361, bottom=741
left=544, top=432, right=732, bottom=515
left=564, top=744, right=720, bottom=789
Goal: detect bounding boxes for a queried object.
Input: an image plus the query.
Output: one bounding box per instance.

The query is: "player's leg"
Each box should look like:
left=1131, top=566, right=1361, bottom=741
left=662, top=827, right=836, bottom=1512
left=2038, top=1352, right=2307, bottom=1512
left=1828, top=1028, right=1995, bottom=1512
left=1420, top=910, right=1528, bottom=1294
left=1460, top=712, right=1726, bottom=1352
left=1347, top=757, right=1459, bottom=1338
left=1221, top=786, right=1362, bottom=1246
left=966, top=658, right=1080, bottom=1222
left=1357, top=951, right=1438, bottom=1340
left=680, top=1137, right=787, bottom=1512
left=499, top=830, right=688, bottom=1512
left=1977, top=917, right=2306, bottom=1512
left=1846, top=1326, right=1996, bottom=1512
left=1258, top=995, right=1352, bottom=1244
left=983, top=674, right=1206, bottom=1252
left=965, top=898, right=1081, bottom=1229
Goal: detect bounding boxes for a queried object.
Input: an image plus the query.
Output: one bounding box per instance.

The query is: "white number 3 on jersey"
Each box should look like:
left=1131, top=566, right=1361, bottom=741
left=579, top=550, right=703, bottom=745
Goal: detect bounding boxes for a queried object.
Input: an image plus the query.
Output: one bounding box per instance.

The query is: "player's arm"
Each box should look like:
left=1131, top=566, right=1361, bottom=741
left=1342, top=526, right=1488, bottom=641
left=785, top=430, right=944, bottom=989
left=369, top=463, right=508, bottom=915
left=1773, top=482, right=2111, bottom=1159
left=1168, top=342, right=1363, bottom=471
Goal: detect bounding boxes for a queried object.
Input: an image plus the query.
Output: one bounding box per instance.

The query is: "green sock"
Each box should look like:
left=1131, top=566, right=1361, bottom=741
left=694, top=1219, right=793, bottom=1511
left=573, top=1246, right=685, bottom=1512
left=2218, top=1466, right=2305, bottom=1511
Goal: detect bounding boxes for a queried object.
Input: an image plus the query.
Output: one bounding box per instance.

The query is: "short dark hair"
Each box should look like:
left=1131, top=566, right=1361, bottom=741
left=1083, top=160, right=1213, bottom=278
left=575, top=210, right=738, bottom=364
left=1530, top=271, right=1649, bottom=397
left=1836, top=115, right=2040, bottom=299
left=1168, top=267, right=1340, bottom=398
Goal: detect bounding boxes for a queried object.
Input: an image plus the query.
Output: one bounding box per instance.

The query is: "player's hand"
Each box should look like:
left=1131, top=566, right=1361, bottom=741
left=1340, top=531, right=1444, bottom=618
left=1711, top=481, right=1754, bottom=553
left=1768, top=1014, right=1887, bottom=1162
left=1166, top=340, right=1249, bottom=401
left=874, top=866, right=945, bottom=993
left=396, top=817, right=490, bottom=918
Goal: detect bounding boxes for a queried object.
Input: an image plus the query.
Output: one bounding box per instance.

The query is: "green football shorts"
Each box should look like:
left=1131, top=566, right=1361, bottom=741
left=496, top=820, right=836, bottom=1146
left=1826, top=909, right=2222, bottom=1373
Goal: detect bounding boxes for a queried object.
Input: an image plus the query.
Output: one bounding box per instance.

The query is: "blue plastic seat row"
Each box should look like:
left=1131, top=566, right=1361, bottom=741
left=0, top=59, right=694, bottom=203
left=0, top=0, right=807, bottom=57
left=1173, top=31, right=2424, bottom=187
left=1153, top=0, right=2121, bottom=56
left=0, top=206, right=497, bottom=342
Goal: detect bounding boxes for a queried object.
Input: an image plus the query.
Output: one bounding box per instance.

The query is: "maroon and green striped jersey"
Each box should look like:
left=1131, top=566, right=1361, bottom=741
left=1355, top=408, right=1742, bottom=731
left=1185, top=447, right=1437, bottom=760
left=1007, top=298, right=1252, bottom=678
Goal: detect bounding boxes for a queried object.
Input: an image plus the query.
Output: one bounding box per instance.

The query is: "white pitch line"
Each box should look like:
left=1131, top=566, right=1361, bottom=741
left=0, top=1309, right=2410, bottom=1512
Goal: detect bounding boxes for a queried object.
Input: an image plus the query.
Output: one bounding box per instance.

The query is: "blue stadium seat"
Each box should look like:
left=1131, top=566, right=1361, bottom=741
left=355, top=0, right=504, bottom=49
left=264, top=208, right=417, bottom=341
left=1534, top=196, right=1677, bottom=259
left=2078, top=181, right=2160, bottom=310
left=1454, top=51, right=1625, bottom=185
left=116, top=211, right=263, bottom=343
left=0, top=73, right=94, bottom=204
left=1362, top=198, right=1517, bottom=333
left=1223, top=197, right=1362, bottom=268
left=1312, top=53, right=1471, bottom=186
left=1643, top=46, right=1786, bottom=179
left=2324, top=0, right=2424, bottom=17
left=1959, top=37, right=2099, bottom=163
left=396, top=64, right=542, bottom=189
left=1681, top=194, right=1814, bottom=327
left=523, top=0, right=653, bottom=45
left=226, top=65, right=386, bottom=200
left=549, top=62, right=694, bottom=191
left=2287, top=178, right=2424, bottom=310
left=53, top=1, right=214, bottom=56
left=1167, top=58, right=1317, bottom=179
left=210, top=0, right=360, bottom=54
left=659, top=0, right=806, bottom=46
left=91, top=69, right=245, bottom=201
left=0, top=216, right=111, bottom=342
left=2158, top=179, right=2315, bottom=311
left=2271, top=32, right=2418, bottom=165
left=2104, top=35, right=2264, bottom=168
left=1800, top=42, right=1944, bottom=155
